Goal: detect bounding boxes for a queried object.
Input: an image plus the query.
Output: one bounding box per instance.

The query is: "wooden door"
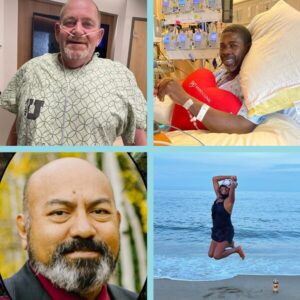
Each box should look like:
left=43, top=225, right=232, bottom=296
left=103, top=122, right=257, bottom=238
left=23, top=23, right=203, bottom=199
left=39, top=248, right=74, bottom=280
left=18, top=0, right=62, bottom=68
left=128, top=18, right=147, bottom=99
left=100, top=13, right=117, bottom=59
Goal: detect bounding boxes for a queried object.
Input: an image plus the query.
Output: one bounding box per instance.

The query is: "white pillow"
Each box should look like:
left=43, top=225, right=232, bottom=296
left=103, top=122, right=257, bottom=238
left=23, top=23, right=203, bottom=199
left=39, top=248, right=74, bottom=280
left=240, top=0, right=300, bottom=116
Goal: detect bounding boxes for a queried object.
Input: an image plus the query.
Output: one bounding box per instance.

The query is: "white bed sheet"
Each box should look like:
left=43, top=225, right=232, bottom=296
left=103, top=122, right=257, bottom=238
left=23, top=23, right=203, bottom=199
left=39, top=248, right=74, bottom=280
left=164, top=114, right=300, bottom=146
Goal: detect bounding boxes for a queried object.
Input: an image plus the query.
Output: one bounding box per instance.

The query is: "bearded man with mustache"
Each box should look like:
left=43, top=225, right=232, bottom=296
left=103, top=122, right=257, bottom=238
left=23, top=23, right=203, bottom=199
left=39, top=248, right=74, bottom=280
left=4, top=157, right=138, bottom=300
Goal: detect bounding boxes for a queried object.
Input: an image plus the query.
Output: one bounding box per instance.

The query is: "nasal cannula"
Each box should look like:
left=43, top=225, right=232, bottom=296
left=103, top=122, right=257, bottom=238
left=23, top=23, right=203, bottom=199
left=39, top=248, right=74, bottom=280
left=59, top=25, right=102, bottom=37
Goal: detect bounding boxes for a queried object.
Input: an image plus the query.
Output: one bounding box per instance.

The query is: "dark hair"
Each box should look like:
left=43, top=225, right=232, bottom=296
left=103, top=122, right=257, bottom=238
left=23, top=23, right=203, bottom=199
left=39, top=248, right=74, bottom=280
left=222, top=24, right=252, bottom=46
left=219, top=184, right=229, bottom=190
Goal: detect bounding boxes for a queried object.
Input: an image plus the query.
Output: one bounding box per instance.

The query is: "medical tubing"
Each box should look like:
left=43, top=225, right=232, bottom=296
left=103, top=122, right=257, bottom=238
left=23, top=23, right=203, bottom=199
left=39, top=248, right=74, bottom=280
left=59, top=25, right=102, bottom=37
left=157, top=123, right=205, bottom=145
left=61, top=60, right=69, bottom=145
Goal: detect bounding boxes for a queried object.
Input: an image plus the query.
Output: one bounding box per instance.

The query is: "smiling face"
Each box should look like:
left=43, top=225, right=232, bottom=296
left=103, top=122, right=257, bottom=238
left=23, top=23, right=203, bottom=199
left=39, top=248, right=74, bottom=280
left=220, top=31, right=250, bottom=77
left=219, top=185, right=229, bottom=198
left=18, top=158, right=120, bottom=296
left=55, top=0, right=104, bottom=69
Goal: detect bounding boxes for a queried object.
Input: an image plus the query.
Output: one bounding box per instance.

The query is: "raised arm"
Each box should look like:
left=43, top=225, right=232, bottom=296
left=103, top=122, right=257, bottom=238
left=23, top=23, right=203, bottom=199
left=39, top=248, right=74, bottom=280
left=213, top=175, right=230, bottom=196
left=224, top=176, right=238, bottom=214
left=227, top=177, right=237, bottom=205
left=157, top=79, right=256, bottom=134
left=213, top=175, right=237, bottom=196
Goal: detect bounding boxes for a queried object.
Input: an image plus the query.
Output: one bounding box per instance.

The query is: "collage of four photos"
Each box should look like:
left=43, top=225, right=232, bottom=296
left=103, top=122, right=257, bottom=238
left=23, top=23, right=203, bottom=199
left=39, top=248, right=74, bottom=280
left=0, top=0, right=300, bottom=299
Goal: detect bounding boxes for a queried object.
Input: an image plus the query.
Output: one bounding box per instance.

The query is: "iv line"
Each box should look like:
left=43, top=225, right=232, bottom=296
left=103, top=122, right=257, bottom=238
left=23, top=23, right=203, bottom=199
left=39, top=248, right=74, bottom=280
left=155, top=122, right=206, bottom=145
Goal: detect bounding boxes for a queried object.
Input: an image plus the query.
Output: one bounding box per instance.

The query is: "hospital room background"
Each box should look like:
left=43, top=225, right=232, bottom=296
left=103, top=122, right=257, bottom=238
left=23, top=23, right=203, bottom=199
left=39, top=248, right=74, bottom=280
left=0, top=0, right=147, bottom=145
left=154, top=0, right=300, bottom=146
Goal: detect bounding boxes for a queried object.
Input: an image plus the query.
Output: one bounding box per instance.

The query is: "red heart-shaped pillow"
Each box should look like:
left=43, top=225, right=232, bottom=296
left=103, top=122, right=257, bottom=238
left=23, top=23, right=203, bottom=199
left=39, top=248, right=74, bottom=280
left=171, top=68, right=242, bottom=130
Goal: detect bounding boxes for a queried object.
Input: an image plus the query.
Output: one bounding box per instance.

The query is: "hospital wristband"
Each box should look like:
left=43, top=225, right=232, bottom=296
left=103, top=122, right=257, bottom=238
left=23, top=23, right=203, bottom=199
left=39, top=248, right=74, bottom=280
left=191, top=103, right=210, bottom=122
left=182, top=98, right=194, bottom=110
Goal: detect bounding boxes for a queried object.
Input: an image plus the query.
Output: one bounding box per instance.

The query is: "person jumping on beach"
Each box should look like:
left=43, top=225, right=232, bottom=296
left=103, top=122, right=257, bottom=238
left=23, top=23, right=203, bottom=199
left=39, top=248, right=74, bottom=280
left=208, top=175, right=245, bottom=260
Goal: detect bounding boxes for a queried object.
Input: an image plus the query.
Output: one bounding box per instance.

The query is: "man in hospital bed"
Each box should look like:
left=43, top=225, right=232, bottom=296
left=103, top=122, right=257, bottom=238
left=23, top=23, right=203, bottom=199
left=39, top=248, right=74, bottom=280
left=156, top=24, right=298, bottom=135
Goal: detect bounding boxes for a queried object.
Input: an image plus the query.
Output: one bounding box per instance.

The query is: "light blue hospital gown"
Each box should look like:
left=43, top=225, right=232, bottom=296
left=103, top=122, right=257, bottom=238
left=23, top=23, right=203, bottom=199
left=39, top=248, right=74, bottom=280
left=214, top=68, right=300, bottom=126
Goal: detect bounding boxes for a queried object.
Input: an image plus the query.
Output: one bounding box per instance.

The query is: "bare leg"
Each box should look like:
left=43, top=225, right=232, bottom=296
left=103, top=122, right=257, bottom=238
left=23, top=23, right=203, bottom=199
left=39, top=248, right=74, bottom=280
left=227, top=240, right=234, bottom=248
left=213, top=241, right=245, bottom=260
left=208, top=240, right=217, bottom=258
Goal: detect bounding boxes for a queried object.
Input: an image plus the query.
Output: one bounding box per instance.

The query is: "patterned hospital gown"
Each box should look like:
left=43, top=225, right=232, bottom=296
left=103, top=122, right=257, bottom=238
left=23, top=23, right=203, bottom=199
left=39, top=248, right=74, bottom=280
left=0, top=53, right=147, bottom=145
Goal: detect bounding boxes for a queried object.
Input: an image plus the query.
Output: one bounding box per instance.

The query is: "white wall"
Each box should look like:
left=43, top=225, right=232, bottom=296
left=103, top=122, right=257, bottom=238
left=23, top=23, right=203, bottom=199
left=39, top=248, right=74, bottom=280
left=0, top=0, right=18, bottom=145
left=233, top=0, right=300, bottom=24
left=118, top=0, right=147, bottom=66
left=0, top=0, right=18, bottom=90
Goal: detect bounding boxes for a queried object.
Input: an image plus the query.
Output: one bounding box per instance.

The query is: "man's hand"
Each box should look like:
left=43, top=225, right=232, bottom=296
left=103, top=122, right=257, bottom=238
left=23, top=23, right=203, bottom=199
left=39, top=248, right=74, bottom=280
left=123, top=129, right=146, bottom=146
left=134, top=129, right=147, bottom=146
left=155, top=79, right=257, bottom=134
left=156, top=78, right=190, bottom=105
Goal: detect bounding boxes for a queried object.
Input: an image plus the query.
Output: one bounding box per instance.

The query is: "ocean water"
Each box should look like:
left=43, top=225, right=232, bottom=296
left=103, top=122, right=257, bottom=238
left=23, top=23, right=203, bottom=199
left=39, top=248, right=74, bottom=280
left=154, top=190, right=300, bottom=280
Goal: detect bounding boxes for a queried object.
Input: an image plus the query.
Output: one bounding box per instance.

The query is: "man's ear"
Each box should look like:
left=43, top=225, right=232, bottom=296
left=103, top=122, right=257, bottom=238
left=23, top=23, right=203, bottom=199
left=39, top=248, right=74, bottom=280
left=96, top=28, right=105, bottom=48
left=54, top=22, right=61, bottom=43
left=16, top=214, right=28, bottom=250
left=117, top=210, right=121, bottom=226
left=246, top=42, right=252, bottom=53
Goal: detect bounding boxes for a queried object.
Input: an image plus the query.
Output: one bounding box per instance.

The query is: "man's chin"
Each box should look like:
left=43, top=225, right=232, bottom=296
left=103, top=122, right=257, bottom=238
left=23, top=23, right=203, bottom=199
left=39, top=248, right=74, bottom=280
left=30, top=256, right=113, bottom=294
left=63, top=256, right=101, bottom=268
left=224, top=65, right=236, bottom=72
left=223, top=64, right=241, bottom=75
left=63, top=48, right=90, bottom=61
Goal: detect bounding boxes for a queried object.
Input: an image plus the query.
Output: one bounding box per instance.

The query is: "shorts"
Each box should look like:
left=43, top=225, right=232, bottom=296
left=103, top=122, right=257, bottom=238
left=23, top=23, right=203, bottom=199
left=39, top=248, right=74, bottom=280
left=211, top=226, right=234, bottom=243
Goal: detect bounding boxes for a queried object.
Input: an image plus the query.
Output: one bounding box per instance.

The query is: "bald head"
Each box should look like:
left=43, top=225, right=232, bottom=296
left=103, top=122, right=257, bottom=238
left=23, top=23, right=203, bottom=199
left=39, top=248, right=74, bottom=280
left=60, top=0, right=101, bottom=26
left=23, top=157, right=114, bottom=214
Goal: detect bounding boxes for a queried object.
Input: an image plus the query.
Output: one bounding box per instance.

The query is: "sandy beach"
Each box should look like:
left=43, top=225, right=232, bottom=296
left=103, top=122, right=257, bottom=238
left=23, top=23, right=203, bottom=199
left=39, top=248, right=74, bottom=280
left=154, top=275, right=300, bottom=300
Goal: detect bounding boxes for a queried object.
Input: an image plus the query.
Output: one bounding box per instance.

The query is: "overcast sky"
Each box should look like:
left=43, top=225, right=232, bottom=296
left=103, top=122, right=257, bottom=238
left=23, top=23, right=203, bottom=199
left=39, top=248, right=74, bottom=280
left=154, top=152, right=300, bottom=192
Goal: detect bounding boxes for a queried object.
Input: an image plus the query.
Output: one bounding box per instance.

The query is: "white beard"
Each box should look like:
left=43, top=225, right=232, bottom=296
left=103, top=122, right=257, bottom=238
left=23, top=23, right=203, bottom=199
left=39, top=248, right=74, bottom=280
left=63, top=44, right=90, bottom=61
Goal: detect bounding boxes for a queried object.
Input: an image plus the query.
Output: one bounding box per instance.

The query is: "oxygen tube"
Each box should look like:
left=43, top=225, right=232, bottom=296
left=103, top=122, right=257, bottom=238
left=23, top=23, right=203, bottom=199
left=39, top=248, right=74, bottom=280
left=59, top=25, right=102, bottom=37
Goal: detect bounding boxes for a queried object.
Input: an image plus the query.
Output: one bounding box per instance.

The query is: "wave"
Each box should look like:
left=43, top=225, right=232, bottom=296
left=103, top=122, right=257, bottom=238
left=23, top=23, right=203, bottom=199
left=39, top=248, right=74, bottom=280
left=154, top=224, right=300, bottom=240
left=237, top=228, right=300, bottom=239
left=154, top=224, right=207, bottom=232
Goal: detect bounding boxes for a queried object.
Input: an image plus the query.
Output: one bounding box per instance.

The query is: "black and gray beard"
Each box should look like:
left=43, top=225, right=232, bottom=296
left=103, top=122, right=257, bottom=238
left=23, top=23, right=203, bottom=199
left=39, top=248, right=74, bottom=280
left=28, top=238, right=118, bottom=296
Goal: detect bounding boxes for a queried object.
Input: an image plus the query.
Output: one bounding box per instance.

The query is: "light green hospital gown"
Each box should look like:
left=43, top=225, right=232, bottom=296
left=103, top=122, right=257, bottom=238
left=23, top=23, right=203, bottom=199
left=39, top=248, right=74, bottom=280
left=0, top=53, right=147, bottom=145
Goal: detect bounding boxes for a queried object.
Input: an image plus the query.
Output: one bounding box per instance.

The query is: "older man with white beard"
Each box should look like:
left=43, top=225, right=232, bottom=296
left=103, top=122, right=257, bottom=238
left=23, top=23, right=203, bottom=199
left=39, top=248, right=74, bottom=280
left=0, top=0, right=147, bottom=146
left=4, top=158, right=137, bottom=300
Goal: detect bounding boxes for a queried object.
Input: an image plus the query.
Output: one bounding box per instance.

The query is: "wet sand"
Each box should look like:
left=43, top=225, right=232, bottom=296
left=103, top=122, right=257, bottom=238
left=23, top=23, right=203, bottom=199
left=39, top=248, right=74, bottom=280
left=154, top=275, right=300, bottom=299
